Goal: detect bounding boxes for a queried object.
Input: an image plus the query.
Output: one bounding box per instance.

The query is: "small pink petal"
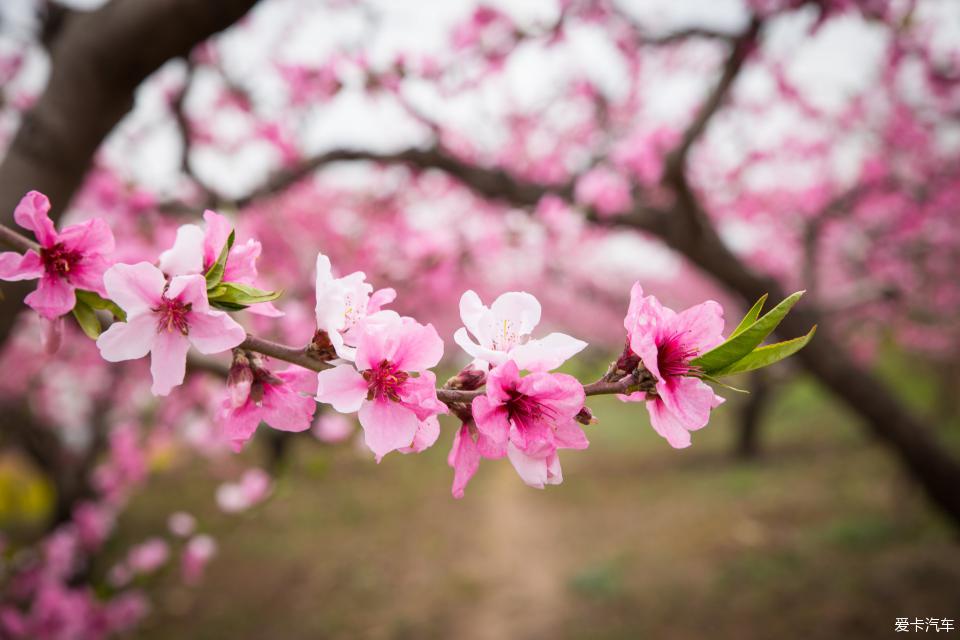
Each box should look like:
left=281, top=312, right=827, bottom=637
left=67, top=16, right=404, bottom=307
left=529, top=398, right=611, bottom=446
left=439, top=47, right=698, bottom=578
left=0, top=250, right=43, bottom=281
left=448, top=424, right=481, bottom=499
left=103, top=263, right=165, bottom=316
left=167, top=274, right=209, bottom=312
left=97, top=314, right=156, bottom=361
left=646, top=398, right=692, bottom=448
left=158, top=224, right=204, bottom=276
left=149, top=330, right=191, bottom=396
left=357, top=398, right=420, bottom=461
left=316, top=364, right=368, bottom=412
left=59, top=217, right=115, bottom=256
left=25, top=274, right=75, bottom=319
left=187, top=310, right=246, bottom=354
left=13, top=191, right=57, bottom=246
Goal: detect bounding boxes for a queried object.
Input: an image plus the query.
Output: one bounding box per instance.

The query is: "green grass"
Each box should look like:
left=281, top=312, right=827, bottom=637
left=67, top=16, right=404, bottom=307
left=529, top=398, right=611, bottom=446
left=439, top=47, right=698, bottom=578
left=63, top=374, right=960, bottom=639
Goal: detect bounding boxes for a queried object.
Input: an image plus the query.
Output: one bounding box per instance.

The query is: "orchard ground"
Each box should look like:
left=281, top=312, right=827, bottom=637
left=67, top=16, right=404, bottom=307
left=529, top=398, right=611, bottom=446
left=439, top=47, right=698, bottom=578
left=81, top=359, right=956, bottom=640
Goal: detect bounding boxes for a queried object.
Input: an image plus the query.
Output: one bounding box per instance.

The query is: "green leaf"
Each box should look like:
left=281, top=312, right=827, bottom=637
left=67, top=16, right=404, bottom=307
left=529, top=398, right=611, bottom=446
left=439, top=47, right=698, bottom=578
left=71, top=301, right=102, bottom=339
left=691, top=290, right=805, bottom=375
left=730, top=294, right=767, bottom=339
left=75, top=289, right=126, bottom=322
left=208, top=281, right=282, bottom=309
left=711, top=326, right=817, bottom=377
left=700, top=374, right=751, bottom=394
left=205, top=229, right=235, bottom=289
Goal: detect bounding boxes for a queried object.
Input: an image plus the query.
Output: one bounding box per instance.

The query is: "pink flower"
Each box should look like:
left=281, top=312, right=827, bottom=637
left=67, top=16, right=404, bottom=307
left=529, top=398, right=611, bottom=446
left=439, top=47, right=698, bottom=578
left=96, top=263, right=246, bottom=396
left=471, top=360, right=588, bottom=489
left=315, top=252, right=396, bottom=360
left=72, top=502, right=115, bottom=552
left=215, top=468, right=272, bottom=513
left=127, top=538, right=169, bottom=575
left=312, top=413, right=355, bottom=444
left=218, top=363, right=317, bottom=452
left=167, top=512, right=196, bottom=538
left=315, top=312, right=447, bottom=461
left=622, top=283, right=726, bottom=448
left=574, top=167, right=632, bottom=217
left=181, top=535, right=217, bottom=585
left=158, top=209, right=281, bottom=317
left=454, top=290, right=587, bottom=372
left=0, top=191, right=114, bottom=319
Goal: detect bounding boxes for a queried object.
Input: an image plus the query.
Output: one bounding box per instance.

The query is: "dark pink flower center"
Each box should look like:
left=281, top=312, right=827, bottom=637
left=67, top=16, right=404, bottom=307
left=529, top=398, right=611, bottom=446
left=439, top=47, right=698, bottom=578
left=504, top=389, right=553, bottom=429
left=153, top=296, right=192, bottom=335
left=40, top=242, right=82, bottom=279
left=656, top=333, right=699, bottom=379
left=363, top=359, right=409, bottom=402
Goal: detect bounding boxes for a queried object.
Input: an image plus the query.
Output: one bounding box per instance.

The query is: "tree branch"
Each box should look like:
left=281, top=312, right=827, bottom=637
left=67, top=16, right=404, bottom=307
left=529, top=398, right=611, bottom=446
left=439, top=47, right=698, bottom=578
left=663, top=16, right=762, bottom=182
left=233, top=145, right=572, bottom=210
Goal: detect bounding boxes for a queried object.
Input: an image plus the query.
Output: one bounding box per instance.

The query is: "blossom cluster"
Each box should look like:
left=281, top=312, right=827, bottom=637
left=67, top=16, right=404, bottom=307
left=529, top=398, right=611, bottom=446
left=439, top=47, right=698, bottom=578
left=0, top=192, right=811, bottom=500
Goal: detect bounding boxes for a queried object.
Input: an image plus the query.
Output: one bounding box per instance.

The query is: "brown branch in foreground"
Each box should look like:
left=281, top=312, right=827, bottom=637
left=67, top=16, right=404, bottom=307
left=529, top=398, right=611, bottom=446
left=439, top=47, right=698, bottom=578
left=233, top=333, right=654, bottom=406
left=0, top=224, right=39, bottom=254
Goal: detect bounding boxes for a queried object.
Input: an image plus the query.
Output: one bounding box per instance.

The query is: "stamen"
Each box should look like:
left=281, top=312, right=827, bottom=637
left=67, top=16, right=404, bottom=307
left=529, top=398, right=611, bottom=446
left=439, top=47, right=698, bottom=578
left=153, top=296, right=192, bottom=336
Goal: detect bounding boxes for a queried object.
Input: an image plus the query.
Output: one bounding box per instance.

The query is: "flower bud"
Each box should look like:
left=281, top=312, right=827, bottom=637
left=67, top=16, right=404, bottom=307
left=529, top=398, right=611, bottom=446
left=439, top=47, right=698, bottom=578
left=227, top=350, right=253, bottom=408
left=446, top=366, right=486, bottom=391
left=614, top=339, right=640, bottom=374
left=308, top=329, right=336, bottom=360
left=575, top=406, right=597, bottom=425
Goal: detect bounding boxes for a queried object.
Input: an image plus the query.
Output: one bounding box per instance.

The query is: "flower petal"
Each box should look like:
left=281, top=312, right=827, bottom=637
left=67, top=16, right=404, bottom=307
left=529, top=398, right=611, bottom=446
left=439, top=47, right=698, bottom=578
left=448, top=424, right=481, bottom=499
left=167, top=274, right=209, bottom=312
left=158, top=224, right=205, bottom=277
left=316, top=364, right=368, bottom=413
left=219, top=402, right=262, bottom=451
left=510, top=332, right=588, bottom=372
left=670, top=300, right=725, bottom=354
left=103, top=263, right=165, bottom=316
left=458, top=289, right=486, bottom=341
left=657, top=376, right=715, bottom=432
left=490, top=291, right=541, bottom=335
left=399, top=415, right=440, bottom=454
left=260, top=383, right=316, bottom=432
left=67, top=254, right=112, bottom=295
left=506, top=443, right=562, bottom=489
left=25, top=275, right=75, bottom=319
left=149, top=330, right=191, bottom=396
left=223, top=238, right=261, bottom=284
left=13, top=191, right=57, bottom=246
left=201, top=210, right=232, bottom=270
left=646, top=398, right=692, bottom=448
left=59, top=218, right=115, bottom=257
left=0, top=250, right=43, bottom=281
left=471, top=395, right=511, bottom=447
left=357, top=399, right=420, bottom=461
left=96, top=314, right=156, bottom=362
left=367, top=287, right=396, bottom=314
left=187, top=310, right=246, bottom=354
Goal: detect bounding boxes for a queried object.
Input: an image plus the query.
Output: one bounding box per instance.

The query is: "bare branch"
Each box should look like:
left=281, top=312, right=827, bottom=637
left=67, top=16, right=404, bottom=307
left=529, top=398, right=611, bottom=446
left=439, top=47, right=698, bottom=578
left=234, top=145, right=572, bottom=209
left=663, top=17, right=762, bottom=181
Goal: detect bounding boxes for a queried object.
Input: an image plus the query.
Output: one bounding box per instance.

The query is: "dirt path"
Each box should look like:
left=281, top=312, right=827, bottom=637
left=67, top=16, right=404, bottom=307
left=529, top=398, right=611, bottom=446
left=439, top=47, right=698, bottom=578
left=459, top=463, right=567, bottom=640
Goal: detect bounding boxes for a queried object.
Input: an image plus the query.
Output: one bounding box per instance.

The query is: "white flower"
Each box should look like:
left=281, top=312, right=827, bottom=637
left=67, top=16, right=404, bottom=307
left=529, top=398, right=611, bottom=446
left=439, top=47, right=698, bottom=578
left=453, top=290, right=587, bottom=372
